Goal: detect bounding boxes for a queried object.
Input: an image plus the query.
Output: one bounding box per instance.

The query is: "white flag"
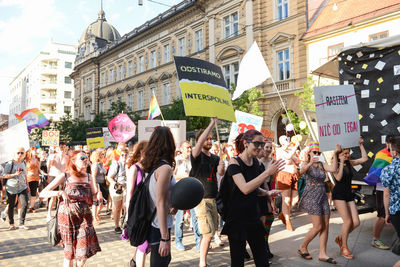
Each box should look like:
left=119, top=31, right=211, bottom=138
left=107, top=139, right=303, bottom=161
left=232, top=41, right=271, bottom=100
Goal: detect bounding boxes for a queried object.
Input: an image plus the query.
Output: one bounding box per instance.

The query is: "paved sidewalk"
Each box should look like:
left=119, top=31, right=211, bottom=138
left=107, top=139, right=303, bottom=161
left=0, top=205, right=398, bottom=267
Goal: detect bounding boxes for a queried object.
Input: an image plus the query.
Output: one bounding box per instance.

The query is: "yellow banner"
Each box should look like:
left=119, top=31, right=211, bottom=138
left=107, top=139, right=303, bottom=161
left=180, top=81, right=236, bottom=122
left=87, top=137, right=105, bottom=149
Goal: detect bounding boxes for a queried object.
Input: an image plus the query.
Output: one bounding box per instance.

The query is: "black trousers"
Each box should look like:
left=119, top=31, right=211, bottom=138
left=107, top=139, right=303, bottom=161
left=149, top=226, right=171, bottom=267
left=390, top=211, right=400, bottom=239
left=228, top=224, right=270, bottom=267
left=7, top=189, right=28, bottom=225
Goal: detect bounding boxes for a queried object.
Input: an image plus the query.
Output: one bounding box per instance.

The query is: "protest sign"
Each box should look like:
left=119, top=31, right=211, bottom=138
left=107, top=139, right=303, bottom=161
left=228, top=111, right=263, bottom=143
left=103, top=127, right=115, bottom=148
left=42, top=130, right=60, bottom=146
left=314, top=85, right=360, bottom=151
left=86, top=127, right=105, bottom=149
left=108, top=114, right=136, bottom=143
left=0, top=121, right=30, bottom=164
left=138, top=120, right=186, bottom=146
left=174, top=56, right=235, bottom=122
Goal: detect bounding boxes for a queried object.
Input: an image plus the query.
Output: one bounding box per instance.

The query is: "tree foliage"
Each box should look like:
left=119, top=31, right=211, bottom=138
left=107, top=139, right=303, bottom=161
left=295, top=76, right=316, bottom=111
left=281, top=110, right=309, bottom=135
left=229, top=84, right=264, bottom=116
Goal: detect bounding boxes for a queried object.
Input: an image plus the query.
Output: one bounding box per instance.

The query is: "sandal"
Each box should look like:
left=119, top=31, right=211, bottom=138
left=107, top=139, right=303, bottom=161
left=129, top=258, right=136, bottom=267
left=340, top=247, right=354, bottom=259
left=278, top=212, right=286, bottom=225
left=297, top=249, right=312, bottom=260
left=334, top=235, right=342, bottom=249
left=319, top=257, right=337, bottom=264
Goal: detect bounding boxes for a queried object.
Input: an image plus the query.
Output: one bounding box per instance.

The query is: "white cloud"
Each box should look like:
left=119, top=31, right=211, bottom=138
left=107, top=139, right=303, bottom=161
left=0, top=0, right=66, bottom=54
left=110, top=13, right=120, bottom=21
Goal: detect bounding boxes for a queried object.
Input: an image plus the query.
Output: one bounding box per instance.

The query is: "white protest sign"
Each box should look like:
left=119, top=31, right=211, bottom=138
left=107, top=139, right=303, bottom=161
left=228, top=111, right=263, bottom=144
left=42, top=130, right=60, bottom=146
left=103, top=127, right=115, bottom=148
left=138, top=120, right=186, bottom=146
left=0, top=121, right=30, bottom=164
left=314, top=85, right=360, bottom=151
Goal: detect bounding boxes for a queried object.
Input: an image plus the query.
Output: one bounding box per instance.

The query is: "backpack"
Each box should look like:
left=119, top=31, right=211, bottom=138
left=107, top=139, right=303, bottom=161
left=126, top=161, right=168, bottom=247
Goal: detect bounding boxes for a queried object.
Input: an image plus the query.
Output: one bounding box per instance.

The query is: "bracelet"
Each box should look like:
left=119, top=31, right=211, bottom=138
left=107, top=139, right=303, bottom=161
left=160, top=237, right=170, bottom=242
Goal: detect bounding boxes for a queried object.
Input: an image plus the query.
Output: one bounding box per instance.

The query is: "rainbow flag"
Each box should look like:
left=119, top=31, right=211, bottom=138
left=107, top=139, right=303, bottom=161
left=15, top=108, right=50, bottom=133
left=364, top=147, right=392, bottom=185
left=146, top=94, right=162, bottom=120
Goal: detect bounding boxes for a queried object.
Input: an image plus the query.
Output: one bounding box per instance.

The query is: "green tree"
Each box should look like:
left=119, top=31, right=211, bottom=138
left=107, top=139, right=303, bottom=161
left=281, top=110, right=309, bottom=135
left=229, top=84, right=264, bottom=116
left=295, top=76, right=316, bottom=111
left=107, top=100, right=142, bottom=125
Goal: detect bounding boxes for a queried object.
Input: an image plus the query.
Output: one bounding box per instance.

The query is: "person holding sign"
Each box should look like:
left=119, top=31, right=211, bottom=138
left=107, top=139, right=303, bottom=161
left=275, top=135, right=300, bottom=231
left=332, top=137, right=367, bottom=259
left=298, top=142, right=341, bottom=264
left=190, top=118, right=225, bottom=267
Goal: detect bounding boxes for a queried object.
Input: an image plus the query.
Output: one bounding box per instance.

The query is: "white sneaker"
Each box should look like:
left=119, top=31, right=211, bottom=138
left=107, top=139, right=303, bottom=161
left=46, top=214, right=52, bottom=222
left=19, top=225, right=29, bottom=230
left=1, top=212, right=6, bottom=222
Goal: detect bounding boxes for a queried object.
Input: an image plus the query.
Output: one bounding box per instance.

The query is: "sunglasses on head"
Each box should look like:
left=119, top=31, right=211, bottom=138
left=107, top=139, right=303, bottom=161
left=17, top=152, right=25, bottom=155
left=248, top=140, right=266, bottom=148
left=80, top=155, right=88, bottom=160
left=312, top=151, right=321, bottom=155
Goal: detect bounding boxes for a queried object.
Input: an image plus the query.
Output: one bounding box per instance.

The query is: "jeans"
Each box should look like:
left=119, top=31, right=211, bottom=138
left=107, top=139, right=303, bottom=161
left=7, top=189, right=29, bottom=225
left=174, top=209, right=201, bottom=246
left=149, top=227, right=171, bottom=267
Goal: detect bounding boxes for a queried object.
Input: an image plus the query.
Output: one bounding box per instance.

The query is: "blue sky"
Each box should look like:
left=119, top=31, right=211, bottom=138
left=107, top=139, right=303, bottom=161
left=0, top=0, right=178, bottom=115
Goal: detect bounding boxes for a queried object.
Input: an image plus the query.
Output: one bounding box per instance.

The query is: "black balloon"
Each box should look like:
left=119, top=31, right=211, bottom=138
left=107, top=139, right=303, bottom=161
left=171, top=177, right=204, bottom=210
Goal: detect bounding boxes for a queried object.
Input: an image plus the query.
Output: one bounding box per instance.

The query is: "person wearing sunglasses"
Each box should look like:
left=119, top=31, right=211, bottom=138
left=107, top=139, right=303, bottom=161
left=221, top=130, right=284, bottom=267
left=332, top=137, right=367, bottom=259
left=2, top=147, right=29, bottom=230
left=40, top=151, right=101, bottom=267
left=297, top=142, right=341, bottom=264
left=275, top=135, right=301, bottom=231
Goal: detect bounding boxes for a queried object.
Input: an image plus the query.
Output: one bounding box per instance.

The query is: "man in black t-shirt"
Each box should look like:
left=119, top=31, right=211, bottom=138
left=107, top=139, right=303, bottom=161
left=191, top=118, right=225, bottom=267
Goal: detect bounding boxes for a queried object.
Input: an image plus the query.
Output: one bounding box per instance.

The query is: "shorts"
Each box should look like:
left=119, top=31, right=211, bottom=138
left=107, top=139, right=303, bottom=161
left=276, top=171, right=299, bottom=190
left=28, top=181, right=39, bottom=196
left=332, top=186, right=354, bottom=202
left=109, top=185, right=125, bottom=202
left=376, top=190, right=385, bottom=218
left=194, top=198, right=219, bottom=237
left=98, top=182, right=109, bottom=201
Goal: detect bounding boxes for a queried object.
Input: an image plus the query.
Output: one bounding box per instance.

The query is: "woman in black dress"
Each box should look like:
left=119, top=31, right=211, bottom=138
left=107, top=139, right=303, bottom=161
left=221, top=130, right=284, bottom=267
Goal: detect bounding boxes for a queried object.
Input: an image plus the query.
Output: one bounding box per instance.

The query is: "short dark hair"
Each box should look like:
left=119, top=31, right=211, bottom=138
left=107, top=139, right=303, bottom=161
left=195, top=129, right=213, bottom=142
left=389, top=136, right=400, bottom=154
left=386, top=134, right=396, bottom=144
left=59, top=141, right=67, bottom=146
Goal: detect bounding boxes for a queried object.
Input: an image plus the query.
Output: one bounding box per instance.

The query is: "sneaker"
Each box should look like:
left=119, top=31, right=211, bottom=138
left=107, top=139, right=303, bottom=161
left=28, top=208, right=36, bottom=213
left=176, top=242, right=185, bottom=251
left=196, top=243, right=201, bottom=252
left=1, top=212, right=6, bottom=222
left=114, top=227, right=122, bottom=234
left=121, top=229, right=129, bottom=241
left=19, top=225, right=29, bottom=230
left=371, top=239, right=390, bottom=250
left=8, top=225, right=16, bottom=230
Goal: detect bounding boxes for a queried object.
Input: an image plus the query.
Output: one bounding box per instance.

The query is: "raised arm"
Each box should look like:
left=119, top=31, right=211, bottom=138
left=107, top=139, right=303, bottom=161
left=323, top=144, right=341, bottom=173
left=192, top=118, right=216, bottom=159
left=39, top=172, right=66, bottom=199
left=333, top=153, right=346, bottom=181
left=351, top=137, right=368, bottom=166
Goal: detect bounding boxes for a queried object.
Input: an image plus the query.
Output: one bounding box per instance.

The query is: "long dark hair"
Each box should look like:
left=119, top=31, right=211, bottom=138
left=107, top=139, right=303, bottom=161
left=126, top=140, right=148, bottom=168
left=141, top=127, right=176, bottom=173
left=234, top=129, right=263, bottom=154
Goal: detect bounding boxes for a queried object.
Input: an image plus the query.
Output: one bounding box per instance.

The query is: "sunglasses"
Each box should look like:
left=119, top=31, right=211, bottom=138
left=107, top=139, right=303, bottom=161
left=80, top=155, right=88, bottom=160
left=248, top=140, right=266, bottom=148
left=312, top=151, right=321, bottom=155
left=17, top=152, right=25, bottom=155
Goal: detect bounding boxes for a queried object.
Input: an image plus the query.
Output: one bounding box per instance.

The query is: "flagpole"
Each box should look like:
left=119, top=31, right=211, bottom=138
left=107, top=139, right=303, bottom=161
left=214, top=118, right=223, bottom=157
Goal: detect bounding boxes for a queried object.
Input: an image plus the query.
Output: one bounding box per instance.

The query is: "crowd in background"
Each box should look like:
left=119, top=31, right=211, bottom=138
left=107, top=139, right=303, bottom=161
left=1, top=122, right=400, bottom=267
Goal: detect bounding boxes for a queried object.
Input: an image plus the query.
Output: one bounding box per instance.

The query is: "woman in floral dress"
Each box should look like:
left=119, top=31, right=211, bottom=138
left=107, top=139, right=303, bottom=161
left=40, top=150, right=101, bottom=267
left=297, top=142, right=341, bottom=264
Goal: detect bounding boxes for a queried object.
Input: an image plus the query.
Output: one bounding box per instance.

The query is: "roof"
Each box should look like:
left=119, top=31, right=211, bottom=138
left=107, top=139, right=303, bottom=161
left=79, top=10, right=121, bottom=44
left=302, top=0, right=400, bottom=40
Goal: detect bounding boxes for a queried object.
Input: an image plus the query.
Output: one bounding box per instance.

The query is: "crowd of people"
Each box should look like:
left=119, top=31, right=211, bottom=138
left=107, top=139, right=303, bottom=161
left=0, top=119, right=400, bottom=267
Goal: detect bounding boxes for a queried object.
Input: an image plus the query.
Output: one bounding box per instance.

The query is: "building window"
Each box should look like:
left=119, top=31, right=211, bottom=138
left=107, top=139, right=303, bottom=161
left=176, top=79, right=182, bottom=99
left=195, top=29, right=203, bottom=52
left=101, top=72, right=106, bottom=87
left=100, top=101, right=105, bottom=113
left=118, top=65, right=123, bottom=81
left=64, top=76, right=72, bottom=84
left=65, top=62, right=72, bottom=68
left=64, top=106, right=71, bottom=113
left=109, top=69, right=114, bottom=84
left=84, top=105, right=91, bottom=121
left=86, top=77, right=92, bottom=92
left=178, top=37, right=186, bottom=56
left=127, top=60, right=132, bottom=77
left=64, top=91, right=72, bottom=98
left=139, top=56, right=144, bottom=73
left=150, top=50, right=156, bottom=68
left=163, top=44, right=170, bottom=64
left=162, top=83, right=171, bottom=105
left=127, top=93, right=133, bottom=110
left=369, top=31, right=389, bottom=41
left=277, top=49, right=290, bottom=81
left=138, top=89, right=144, bottom=110
left=149, top=87, right=157, bottom=105
left=328, top=43, right=344, bottom=59
left=277, top=0, right=289, bottom=21
left=224, top=12, right=239, bottom=40
left=223, top=62, right=239, bottom=89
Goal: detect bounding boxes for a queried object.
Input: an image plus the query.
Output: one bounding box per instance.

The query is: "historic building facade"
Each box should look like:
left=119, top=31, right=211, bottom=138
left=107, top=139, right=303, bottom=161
left=72, top=0, right=310, bottom=140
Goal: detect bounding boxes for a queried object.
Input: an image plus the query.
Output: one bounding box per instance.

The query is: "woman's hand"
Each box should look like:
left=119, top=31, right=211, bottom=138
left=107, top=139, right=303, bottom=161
left=266, top=159, right=285, bottom=176
left=267, top=189, right=282, bottom=197
left=158, top=240, right=171, bottom=257
left=334, top=144, right=342, bottom=154
left=169, top=208, right=178, bottom=215
left=359, top=137, right=364, bottom=146
left=339, top=153, right=346, bottom=163
left=60, top=191, right=70, bottom=205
